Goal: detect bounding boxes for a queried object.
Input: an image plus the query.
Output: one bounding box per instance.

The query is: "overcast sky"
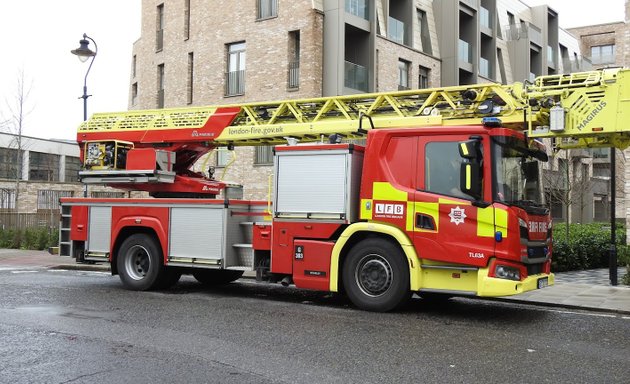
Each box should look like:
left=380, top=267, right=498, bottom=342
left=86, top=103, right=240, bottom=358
left=0, top=0, right=625, bottom=141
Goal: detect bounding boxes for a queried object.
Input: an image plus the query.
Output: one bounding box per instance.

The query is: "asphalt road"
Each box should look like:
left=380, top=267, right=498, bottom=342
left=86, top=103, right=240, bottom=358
left=0, top=268, right=628, bottom=384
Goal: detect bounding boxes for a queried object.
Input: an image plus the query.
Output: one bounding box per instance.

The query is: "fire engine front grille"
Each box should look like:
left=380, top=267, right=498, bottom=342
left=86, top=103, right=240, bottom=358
left=527, top=246, right=546, bottom=259
left=527, top=263, right=545, bottom=276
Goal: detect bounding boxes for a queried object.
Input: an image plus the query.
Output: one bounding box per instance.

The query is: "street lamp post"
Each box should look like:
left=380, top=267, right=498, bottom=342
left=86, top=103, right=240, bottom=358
left=71, top=33, right=97, bottom=203
left=71, top=33, right=98, bottom=121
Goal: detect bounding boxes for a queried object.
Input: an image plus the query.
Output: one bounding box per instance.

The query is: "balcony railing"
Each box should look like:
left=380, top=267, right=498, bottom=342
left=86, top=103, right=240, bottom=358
left=562, top=56, right=593, bottom=73
left=345, top=0, right=368, bottom=20
left=591, top=55, right=616, bottom=65
left=504, top=23, right=542, bottom=45
left=288, top=60, right=299, bottom=89
left=480, top=6, right=491, bottom=29
left=547, top=46, right=556, bottom=66
left=225, top=70, right=245, bottom=96
left=388, top=17, right=405, bottom=45
left=344, top=61, right=368, bottom=92
left=458, top=39, right=472, bottom=64
left=479, top=57, right=490, bottom=78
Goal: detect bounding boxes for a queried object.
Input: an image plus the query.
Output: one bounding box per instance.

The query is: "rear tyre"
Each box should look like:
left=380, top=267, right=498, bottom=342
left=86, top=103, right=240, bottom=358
left=342, top=238, right=411, bottom=312
left=158, top=268, right=182, bottom=289
left=192, top=270, right=244, bottom=286
left=117, top=234, right=165, bottom=291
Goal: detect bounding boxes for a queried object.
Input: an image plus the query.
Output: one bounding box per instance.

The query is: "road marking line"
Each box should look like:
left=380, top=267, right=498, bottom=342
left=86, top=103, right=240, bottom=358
left=545, top=308, right=618, bottom=318
left=11, top=270, right=39, bottom=274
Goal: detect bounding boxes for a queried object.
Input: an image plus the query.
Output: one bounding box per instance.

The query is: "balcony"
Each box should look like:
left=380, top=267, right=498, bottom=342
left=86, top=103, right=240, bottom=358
left=345, top=0, right=368, bottom=20
left=388, top=16, right=405, bottom=45
left=458, top=39, right=472, bottom=64
left=225, top=70, right=245, bottom=96
left=344, top=61, right=368, bottom=92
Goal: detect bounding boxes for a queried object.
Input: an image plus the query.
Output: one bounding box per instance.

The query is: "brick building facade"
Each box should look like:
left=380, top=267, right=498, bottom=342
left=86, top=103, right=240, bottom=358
left=567, top=0, right=630, bottom=235
left=130, top=0, right=589, bottom=203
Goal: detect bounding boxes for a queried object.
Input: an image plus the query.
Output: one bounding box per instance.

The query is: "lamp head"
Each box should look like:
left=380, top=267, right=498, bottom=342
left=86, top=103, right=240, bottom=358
left=71, top=34, right=96, bottom=63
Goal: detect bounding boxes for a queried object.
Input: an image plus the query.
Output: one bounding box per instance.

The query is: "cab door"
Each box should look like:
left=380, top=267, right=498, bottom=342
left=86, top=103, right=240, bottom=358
left=411, top=136, right=495, bottom=267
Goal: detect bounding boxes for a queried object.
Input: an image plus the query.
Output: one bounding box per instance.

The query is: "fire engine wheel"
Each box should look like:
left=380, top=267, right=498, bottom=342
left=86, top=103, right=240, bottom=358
left=343, top=239, right=411, bottom=312
left=192, top=269, right=244, bottom=286
left=117, top=234, right=165, bottom=291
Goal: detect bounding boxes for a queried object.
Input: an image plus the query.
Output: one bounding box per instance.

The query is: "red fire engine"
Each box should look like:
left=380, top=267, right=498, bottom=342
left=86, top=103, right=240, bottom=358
left=59, top=68, right=630, bottom=311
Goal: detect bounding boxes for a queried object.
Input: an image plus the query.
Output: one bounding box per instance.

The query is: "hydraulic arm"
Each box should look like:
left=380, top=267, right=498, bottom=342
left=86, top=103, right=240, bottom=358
left=77, top=67, right=630, bottom=195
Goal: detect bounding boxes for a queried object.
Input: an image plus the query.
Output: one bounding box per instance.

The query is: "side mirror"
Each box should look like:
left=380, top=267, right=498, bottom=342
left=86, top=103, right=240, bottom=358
left=459, top=140, right=480, bottom=159
left=460, top=163, right=482, bottom=201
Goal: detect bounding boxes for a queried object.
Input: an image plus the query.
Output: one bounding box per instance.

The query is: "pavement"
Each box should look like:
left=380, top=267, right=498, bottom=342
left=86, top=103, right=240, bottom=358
left=1, top=248, right=629, bottom=314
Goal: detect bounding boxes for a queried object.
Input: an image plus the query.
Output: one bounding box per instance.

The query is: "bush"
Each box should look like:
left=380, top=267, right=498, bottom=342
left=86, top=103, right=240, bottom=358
left=0, top=227, right=58, bottom=251
left=552, top=222, right=625, bottom=272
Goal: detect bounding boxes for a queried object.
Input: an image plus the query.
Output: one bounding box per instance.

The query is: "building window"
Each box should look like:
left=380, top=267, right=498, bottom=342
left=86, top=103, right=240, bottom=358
left=64, top=156, right=82, bottom=183
left=91, top=191, right=126, bottom=198
left=216, top=147, right=231, bottom=167
left=187, top=52, right=194, bottom=104
left=226, top=42, right=246, bottom=96
left=156, top=4, right=164, bottom=51
left=255, top=146, right=274, bottom=165
left=157, top=64, right=165, bottom=108
left=288, top=30, right=300, bottom=89
left=591, top=44, right=615, bottom=65
left=29, top=151, right=60, bottom=181
left=0, top=189, right=16, bottom=210
left=132, top=55, right=137, bottom=78
left=131, top=83, right=138, bottom=106
left=398, top=59, right=410, bottom=90
left=417, top=9, right=432, bottom=55
left=257, top=0, right=278, bottom=19
left=184, top=0, right=191, bottom=40
left=0, top=147, right=20, bottom=180
left=37, top=190, right=73, bottom=212
left=418, top=65, right=429, bottom=89
left=548, top=189, right=564, bottom=221
left=593, top=194, right=608, bottom=221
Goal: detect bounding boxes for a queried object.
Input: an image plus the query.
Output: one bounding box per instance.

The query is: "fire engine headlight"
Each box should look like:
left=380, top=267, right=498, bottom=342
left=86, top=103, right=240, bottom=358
left=495, top=265, right=521, bottom=281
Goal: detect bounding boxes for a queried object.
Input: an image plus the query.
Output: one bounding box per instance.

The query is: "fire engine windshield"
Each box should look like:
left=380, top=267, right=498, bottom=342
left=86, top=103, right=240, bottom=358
left=492, top=137, right=548, bottom=214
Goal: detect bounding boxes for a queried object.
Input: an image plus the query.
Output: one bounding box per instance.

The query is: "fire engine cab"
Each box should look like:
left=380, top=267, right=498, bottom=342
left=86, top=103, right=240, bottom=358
left=60, top=68, right=630, bottom=311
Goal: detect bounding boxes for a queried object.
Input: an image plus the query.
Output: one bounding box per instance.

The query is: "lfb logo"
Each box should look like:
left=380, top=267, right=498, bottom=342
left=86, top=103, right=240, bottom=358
left=448, top=206, right=467, bottom=225
left=375, top=203, right=404, bottom=216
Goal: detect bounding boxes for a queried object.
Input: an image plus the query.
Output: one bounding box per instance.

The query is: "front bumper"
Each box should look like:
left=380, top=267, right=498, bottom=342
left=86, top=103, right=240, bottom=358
left=477, top=267, right=555, bottom=297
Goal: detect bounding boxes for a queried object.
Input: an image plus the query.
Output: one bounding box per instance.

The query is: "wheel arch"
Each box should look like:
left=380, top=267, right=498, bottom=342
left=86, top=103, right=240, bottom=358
left=329, top=222, right=421, bottom=292
left=111, top=226, right=161, bottom=276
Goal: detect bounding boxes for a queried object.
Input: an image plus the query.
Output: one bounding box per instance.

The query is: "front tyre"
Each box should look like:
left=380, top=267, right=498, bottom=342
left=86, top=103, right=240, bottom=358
left=342, top=239, right=411, bottom=312
left=117, top=234, right=165, bottom=291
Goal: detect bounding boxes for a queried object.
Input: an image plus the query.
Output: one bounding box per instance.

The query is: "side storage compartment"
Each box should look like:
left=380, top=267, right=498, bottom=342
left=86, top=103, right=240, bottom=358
left=167, top=201, right=267, bottom=271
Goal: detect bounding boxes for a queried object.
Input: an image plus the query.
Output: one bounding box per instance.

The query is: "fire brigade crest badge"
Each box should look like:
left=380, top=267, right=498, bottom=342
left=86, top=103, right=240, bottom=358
left=449, top=206, right=467, bottom=225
